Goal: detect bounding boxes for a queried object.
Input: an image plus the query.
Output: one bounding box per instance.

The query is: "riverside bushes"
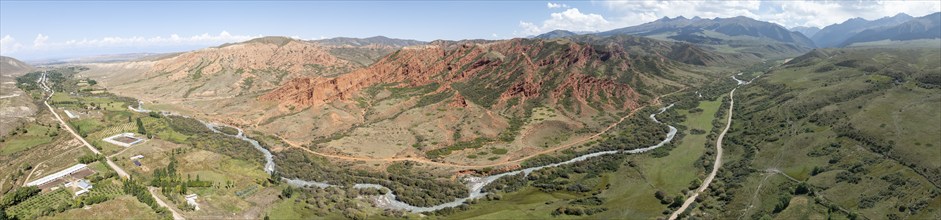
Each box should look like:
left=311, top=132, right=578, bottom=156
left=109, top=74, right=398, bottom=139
left=274, top=148, right=467, bottom=207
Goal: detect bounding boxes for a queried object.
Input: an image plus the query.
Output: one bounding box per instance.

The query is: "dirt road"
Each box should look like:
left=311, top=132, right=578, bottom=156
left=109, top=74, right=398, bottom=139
left=40, top=72, right=181, bottom=218
left=149, top=187, right=186, bottom=220
left=39, top=72, right=130, bottom=179
left=668, top=87, right=736, bottom=220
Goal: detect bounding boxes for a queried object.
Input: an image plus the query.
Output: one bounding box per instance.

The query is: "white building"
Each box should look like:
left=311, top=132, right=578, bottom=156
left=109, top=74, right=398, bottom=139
left=25, top=164, right=88, bottom=187
left=102, top=133, right=145, bottom=147
left=64, top=110, right=79, bottom=119
left=67, top=179, right=93, bottom=196
left=185, top=194, right=200, bottom=211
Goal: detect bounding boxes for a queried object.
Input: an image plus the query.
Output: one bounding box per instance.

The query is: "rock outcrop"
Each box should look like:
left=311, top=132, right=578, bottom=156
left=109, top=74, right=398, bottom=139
left=260, top=37, right=689, bottom=112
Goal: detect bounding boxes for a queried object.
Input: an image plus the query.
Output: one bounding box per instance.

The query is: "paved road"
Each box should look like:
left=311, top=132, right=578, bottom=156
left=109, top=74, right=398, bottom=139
left=668, top=87, right=736, bottom=220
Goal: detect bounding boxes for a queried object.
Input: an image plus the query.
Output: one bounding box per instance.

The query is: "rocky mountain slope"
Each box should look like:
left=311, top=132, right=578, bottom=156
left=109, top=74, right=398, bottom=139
left=82, top=35, right=731, bottom=167
left=0, top=56, right=36, bottom=137
left=87, top=36, right=415, bottom=102
left=811, top=13, right=914, bottom=48
left=0, top=56, right=34, bottom=76
left=254, top=35, right=727, bottom=165
left=263, top=36, right=721, bottom=111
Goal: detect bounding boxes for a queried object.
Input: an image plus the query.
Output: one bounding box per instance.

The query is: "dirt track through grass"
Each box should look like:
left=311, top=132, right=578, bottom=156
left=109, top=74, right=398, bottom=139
left=669, top=87, right=736, bottom=220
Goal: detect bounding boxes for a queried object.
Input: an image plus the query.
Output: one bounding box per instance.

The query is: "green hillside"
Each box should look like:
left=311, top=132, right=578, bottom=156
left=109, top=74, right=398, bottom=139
left=692, top=48, right=941, bottom=219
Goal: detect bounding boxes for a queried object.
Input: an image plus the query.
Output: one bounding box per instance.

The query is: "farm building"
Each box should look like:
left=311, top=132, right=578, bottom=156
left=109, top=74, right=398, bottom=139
left=63, top=110, right=79, bottom=119
left=186, top=194, right=200, bottom=211
left=130, top=155, right=144, bottom=160
left=25, top=164, right=95, bottom=190
left=103, top=133, right=145, bottom=147
left=65, top=179, right=93, bottom=196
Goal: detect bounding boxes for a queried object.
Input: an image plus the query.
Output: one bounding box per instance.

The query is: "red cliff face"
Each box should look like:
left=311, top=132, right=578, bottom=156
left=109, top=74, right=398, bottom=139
left=262, top=38, right=651, bottom=111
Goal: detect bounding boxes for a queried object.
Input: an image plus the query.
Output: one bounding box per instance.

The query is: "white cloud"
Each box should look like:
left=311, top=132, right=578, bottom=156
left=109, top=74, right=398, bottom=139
left=601, top=0, right=761, bottom=27
left=0, top=35, right=23, bottom=55
left=33, top=34, right=48, bottom=47
left=599, top=0, right=941, bottom=28
left=764, top=1, right=941, bottom=27
left=519, top=8, right=612, bottom=36
left=547, top=2, right=568, bottom=9
left=1, top=31, right=261, bottom=58
left=52, top=31, right=258, bottom=48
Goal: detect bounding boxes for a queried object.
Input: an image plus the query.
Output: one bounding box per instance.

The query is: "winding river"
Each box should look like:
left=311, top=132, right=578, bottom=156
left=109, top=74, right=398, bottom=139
left=141, top=101, right=678, bottom=213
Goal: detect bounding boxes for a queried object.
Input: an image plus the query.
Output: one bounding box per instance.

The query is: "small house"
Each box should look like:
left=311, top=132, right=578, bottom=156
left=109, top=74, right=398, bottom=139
left=185, top=194, right=200, bottom=211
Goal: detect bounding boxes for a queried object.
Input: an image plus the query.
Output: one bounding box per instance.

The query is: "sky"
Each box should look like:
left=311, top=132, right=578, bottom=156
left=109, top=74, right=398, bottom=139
left=1, top=1, right=939, bottom=60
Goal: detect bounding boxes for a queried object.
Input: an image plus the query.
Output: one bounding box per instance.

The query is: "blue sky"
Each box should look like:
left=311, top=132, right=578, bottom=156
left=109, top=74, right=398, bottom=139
left=2, top=1, right=939, bottom=60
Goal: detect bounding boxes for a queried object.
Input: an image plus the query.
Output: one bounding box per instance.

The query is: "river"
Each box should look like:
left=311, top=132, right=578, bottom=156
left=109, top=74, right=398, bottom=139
left=140, top=101, right=678, bottom=213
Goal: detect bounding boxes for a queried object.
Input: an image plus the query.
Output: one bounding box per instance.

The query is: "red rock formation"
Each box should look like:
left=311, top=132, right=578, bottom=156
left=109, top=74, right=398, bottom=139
left=449, top=93, right=468, bottom=108
left=263, top=38, right=655, bottom=111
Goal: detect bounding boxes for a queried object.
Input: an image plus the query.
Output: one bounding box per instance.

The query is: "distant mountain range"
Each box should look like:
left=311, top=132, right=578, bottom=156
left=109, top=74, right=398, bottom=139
left=838, top=12, right=941, bottom=47
left=531, top=16, right=816, bottom=59
left=27, top=53, right=167, bottom=65
left=811, top=13, right=915, bottom=48
left=789, top=26, right=821, bottom=38
left=598, top=16, right=815, bottom=48
left=312, top=36, right=426, bottom=47
left=532, top=12, right=940, bottom=53
left=532, top=30, right=598, bottom=39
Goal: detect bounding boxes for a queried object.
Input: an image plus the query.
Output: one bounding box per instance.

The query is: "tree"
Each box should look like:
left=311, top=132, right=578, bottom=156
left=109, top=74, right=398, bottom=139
left=655, top=190, right=668, bottom=204
left=794, top=182, right=810, bottom=195
left=136, top=118, right=146, bottom=135
left=670, top=195, right=684, bottom=208
left=281, top=186, right=294, bottom=199
left=281, top=187, right=294, bottom=198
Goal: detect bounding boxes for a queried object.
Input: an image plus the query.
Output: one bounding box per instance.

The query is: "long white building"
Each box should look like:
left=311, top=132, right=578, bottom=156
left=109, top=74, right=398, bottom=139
left=25, top=164, right=87, bottom=187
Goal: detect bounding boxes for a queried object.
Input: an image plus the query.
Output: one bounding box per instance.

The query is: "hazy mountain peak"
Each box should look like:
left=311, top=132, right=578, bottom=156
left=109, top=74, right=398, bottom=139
left=812, top=12, right=918, bottom=47
left=313, top=36, right=426, bottom=47
left=533, top=30, right=579, bottom=39
left=219, top=36, right=299, bottom=48
left=790, top=26, right=822, bottom=38
left=891, top=12, right=914, bottom=19
left=600, top=15, right=816, bottom=55
left=838, top=12, right=941, bottom=47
